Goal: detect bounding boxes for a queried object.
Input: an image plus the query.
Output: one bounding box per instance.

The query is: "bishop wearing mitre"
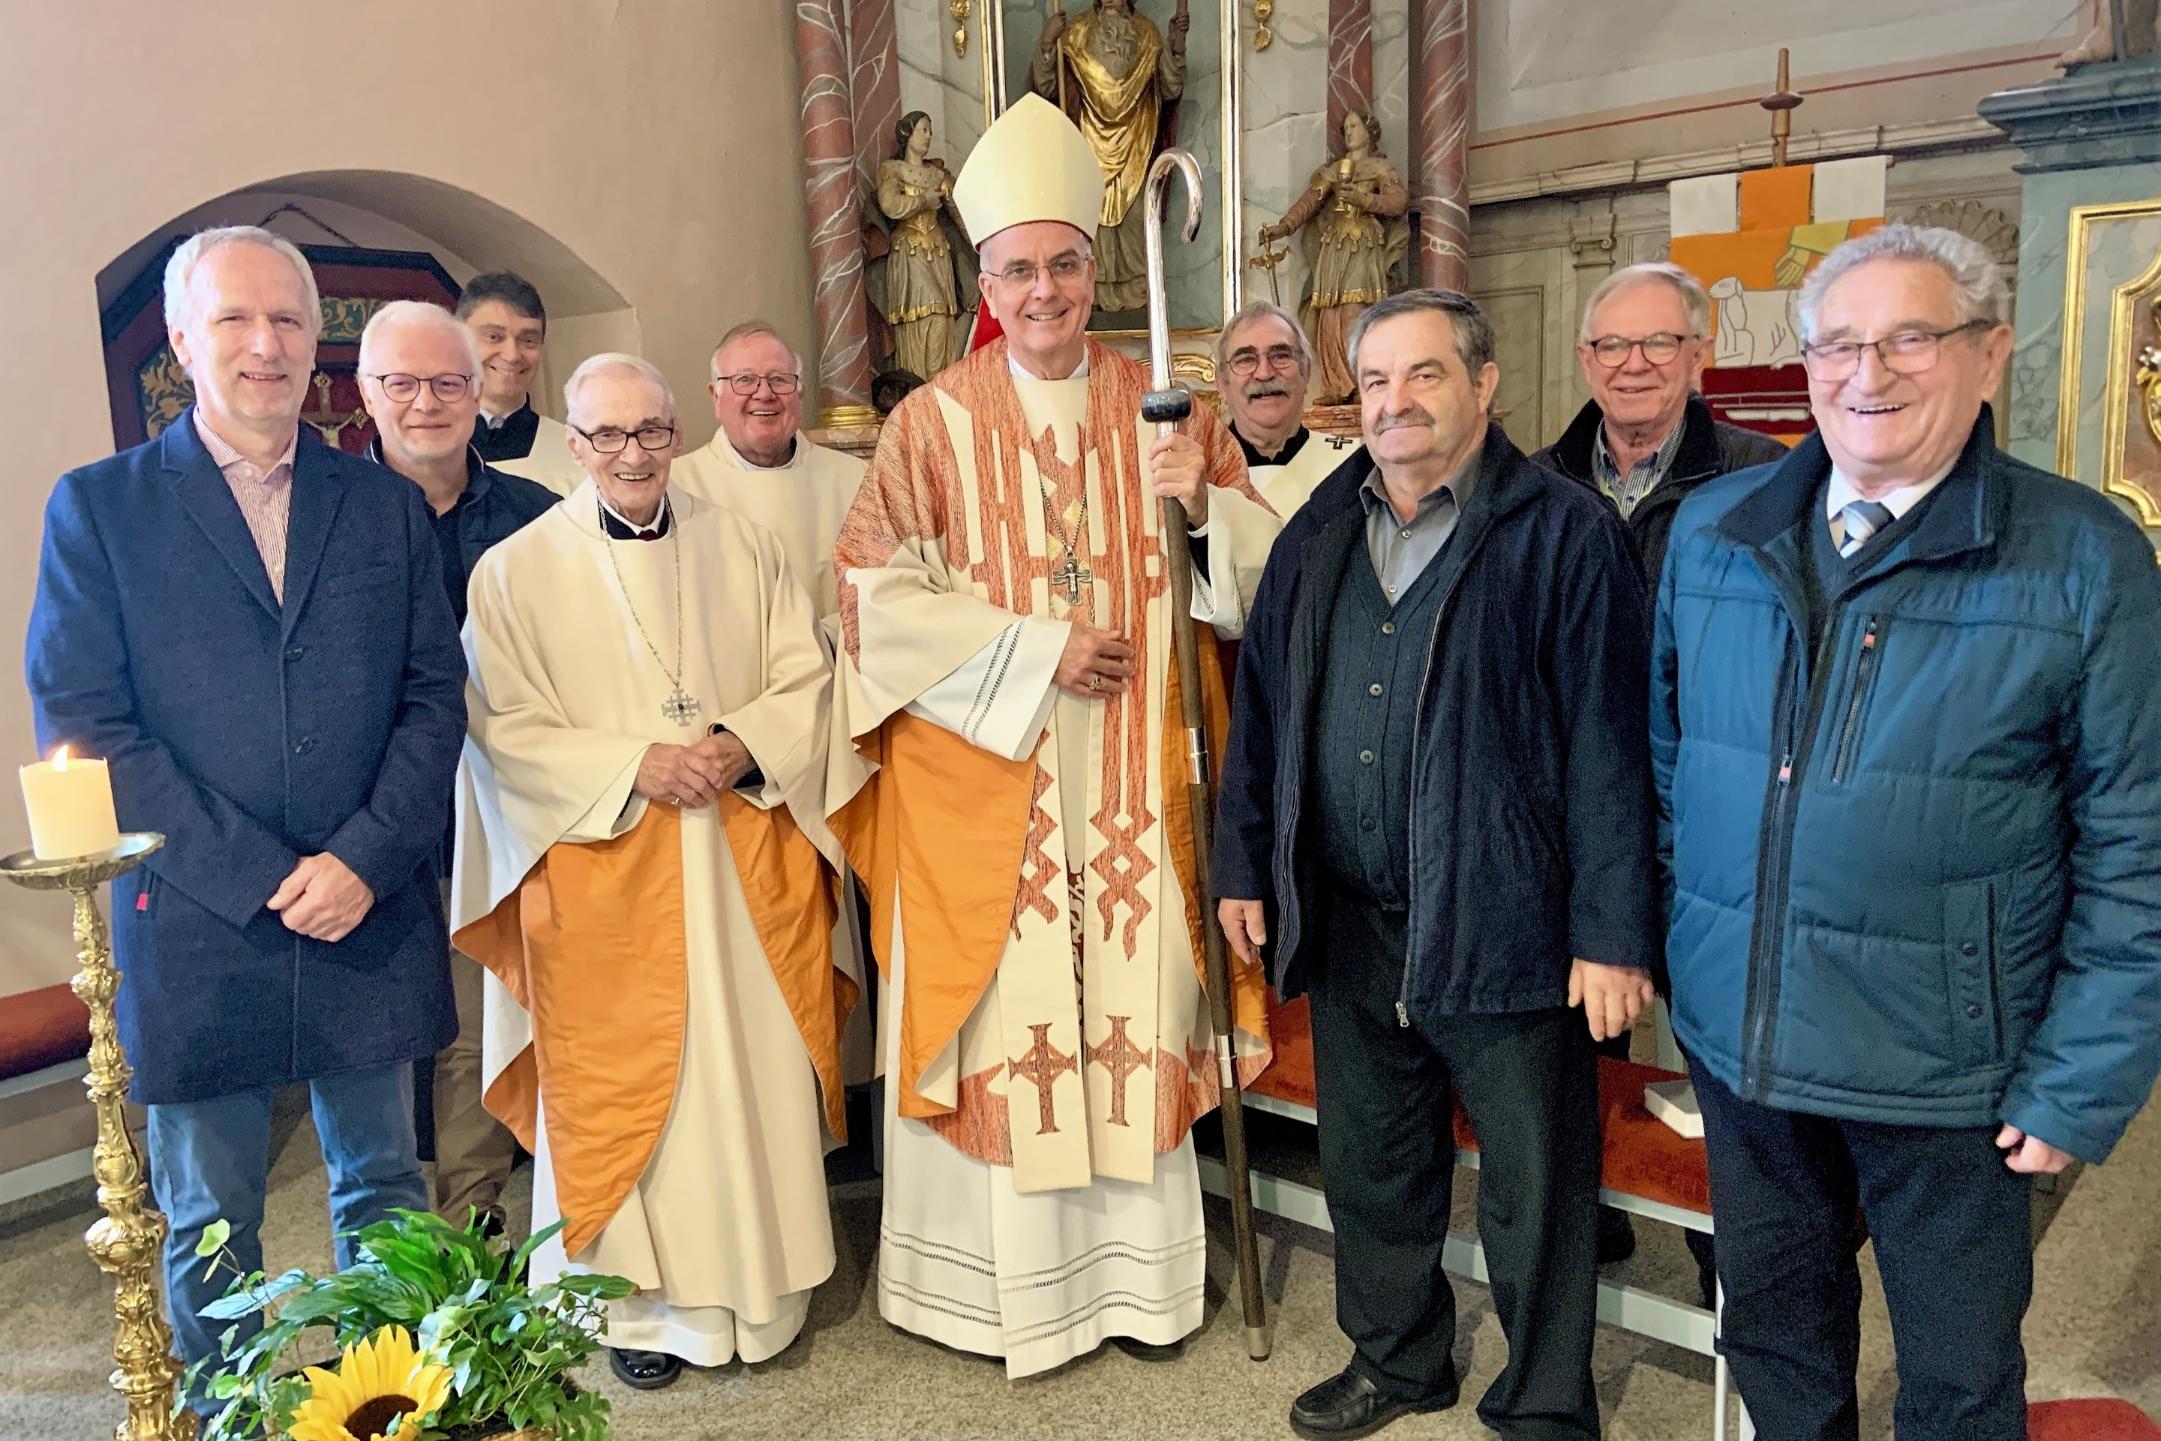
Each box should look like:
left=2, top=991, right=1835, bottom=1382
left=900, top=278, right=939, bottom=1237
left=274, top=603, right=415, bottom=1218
left=451, top=353, right=855, bottom=1393
left=828, top=92, right=1280, bottom=1377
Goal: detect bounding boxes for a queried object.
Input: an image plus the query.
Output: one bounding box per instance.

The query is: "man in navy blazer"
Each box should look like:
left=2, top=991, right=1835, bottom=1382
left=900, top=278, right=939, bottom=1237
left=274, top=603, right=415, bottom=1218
left=24, top=227, right=466, bottom=1392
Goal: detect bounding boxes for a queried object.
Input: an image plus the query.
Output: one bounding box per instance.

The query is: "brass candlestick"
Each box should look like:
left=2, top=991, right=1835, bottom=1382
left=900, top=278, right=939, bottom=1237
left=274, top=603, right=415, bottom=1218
left=2, top=833, right=196, bottom=1441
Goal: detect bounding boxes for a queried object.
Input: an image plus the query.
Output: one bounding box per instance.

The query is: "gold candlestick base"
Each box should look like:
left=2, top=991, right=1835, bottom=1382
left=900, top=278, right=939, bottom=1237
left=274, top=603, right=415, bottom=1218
left=3, top=834, right=196, bottom=1441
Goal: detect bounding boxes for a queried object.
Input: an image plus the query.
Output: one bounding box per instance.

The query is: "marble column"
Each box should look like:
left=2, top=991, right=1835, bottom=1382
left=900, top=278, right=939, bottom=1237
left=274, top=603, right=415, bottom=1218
left=797, top=0, right=875, bottom=411
left=852, top=0, right=903, bottom=196
left=1327, top=0, right=1374, bottom=139
left=1410, top=0, right=1469, bottom=291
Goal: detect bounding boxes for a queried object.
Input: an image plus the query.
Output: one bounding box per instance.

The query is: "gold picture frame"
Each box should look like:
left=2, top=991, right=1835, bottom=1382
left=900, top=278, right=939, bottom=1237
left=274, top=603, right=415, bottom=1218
left=2058, top=198, right=2161, bottom=526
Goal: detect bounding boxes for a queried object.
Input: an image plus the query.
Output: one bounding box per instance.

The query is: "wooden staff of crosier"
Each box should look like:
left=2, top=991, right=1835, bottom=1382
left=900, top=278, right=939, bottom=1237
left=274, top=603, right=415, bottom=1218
left=1139, top=147, right=1272, bottom=1363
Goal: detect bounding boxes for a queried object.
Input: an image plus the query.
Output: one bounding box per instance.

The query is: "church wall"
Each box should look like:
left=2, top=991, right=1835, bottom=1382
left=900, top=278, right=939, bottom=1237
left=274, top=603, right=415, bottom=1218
left=0, top=3, right=816, bottom=994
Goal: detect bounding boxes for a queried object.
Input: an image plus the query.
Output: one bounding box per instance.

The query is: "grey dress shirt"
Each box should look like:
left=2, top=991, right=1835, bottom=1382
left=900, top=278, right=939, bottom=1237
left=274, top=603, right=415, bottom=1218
left=1357, top=449, right=1479, bottom=601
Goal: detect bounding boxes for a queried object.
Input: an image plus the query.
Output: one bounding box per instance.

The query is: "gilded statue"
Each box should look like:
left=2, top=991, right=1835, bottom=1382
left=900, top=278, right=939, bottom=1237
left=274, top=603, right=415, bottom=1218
left=874, top=110, right=970, bottom=381
left=2135, top=293, right=2161, bottom=450
left=1031, top=0, right=1189, bottom=315
left=1258, top=110, right=1409, bottom=403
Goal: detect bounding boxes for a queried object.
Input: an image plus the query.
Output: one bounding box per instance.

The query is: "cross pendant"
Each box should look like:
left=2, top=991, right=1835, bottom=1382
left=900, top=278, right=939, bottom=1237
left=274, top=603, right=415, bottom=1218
left=1049, top=551, right=1093, bottom=606
left=661, top=687, right=700, bottom=726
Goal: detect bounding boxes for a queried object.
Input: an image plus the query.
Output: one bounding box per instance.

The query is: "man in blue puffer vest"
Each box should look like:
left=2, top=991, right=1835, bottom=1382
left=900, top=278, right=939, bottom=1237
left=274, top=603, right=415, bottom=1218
left=1653, top=222, right=2161, bottom=1441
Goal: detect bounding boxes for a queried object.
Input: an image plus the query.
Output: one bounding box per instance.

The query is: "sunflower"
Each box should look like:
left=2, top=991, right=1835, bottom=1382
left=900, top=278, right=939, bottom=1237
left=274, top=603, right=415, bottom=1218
left=285, top=1325, right=455, bottom=1441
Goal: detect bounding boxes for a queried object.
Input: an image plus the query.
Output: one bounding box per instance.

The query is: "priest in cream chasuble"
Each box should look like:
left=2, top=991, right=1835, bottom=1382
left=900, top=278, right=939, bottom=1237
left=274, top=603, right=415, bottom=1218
left=451, top=355, right=856, bottom=1387
left=828, top=93, right=1278, bottom=1377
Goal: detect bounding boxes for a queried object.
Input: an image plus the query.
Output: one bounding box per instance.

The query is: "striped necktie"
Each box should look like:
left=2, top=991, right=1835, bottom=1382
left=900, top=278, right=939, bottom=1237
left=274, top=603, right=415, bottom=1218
left=1837, top=500, right=1894, bottom=559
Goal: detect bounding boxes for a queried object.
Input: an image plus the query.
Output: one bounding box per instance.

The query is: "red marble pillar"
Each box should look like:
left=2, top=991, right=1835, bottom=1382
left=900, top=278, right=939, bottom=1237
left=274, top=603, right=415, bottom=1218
left=796, top=0, right=874, bottom=410
left=850, top=0, right=902, bottom=198
left=1327, top=0, right=1374, bottom=142
left=1412, top=0, right=1470, bottom=292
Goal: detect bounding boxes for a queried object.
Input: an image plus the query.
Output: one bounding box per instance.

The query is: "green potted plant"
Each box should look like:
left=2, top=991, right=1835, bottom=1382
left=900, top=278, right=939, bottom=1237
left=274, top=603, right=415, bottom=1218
left=185, top=1208, right=633, bottom=1440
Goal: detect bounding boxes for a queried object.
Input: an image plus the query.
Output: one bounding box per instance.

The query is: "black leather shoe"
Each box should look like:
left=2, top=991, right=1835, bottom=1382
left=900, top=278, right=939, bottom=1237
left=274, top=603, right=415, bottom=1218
left=609, top=1347, right=684, bottom=1390
left=1289, top=1368, right=1457, bottom=1440
left=1110, top=1334, right=1186, bottom=1363
left=1597, top=1205, right=1637, bottom=1265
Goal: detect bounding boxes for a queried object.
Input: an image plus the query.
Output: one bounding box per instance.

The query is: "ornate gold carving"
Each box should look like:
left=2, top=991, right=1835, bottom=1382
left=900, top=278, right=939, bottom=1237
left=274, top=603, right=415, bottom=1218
left=1, top=836, right=195, bottom=1441
left=136, top=349, right=194, bottom=440
left=318, top=296, right=386, bottom=345
left=1900, top=200, right=2019, bottom=268
left=2062, top=199, right=2161, bottom=527
left=951, top=0, right=971, bottom=57
left=1253, top=0, right=1274, bottom=50
left=1171, top=352, right=1217, bottom=385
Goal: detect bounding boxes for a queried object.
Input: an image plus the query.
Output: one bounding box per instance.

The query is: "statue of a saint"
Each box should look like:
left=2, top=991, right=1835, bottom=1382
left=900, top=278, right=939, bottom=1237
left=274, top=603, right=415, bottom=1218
left=1258, top=110, right=1408, bottom=403
left=874, top=111, right=971, bottom=382
left=1031, top=0, right=1188, bottom=316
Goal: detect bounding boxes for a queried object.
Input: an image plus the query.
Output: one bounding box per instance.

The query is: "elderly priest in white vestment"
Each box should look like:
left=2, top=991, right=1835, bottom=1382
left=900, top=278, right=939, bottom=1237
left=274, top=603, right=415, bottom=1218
left=451, top=353, right=857, bottom=1392
left=829, top=92, right=1280, bottom=1378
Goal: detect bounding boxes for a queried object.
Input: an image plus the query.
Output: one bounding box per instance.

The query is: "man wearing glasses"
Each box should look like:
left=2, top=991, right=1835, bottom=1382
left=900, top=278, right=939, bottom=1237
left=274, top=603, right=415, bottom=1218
left=1654, top=224, right=2161, bottom=1439
left=355, top=300, right=557, bottom=1238
left=671, top=320, right=868, bottom=621
left=1216, top=300, right=1362, bottom=519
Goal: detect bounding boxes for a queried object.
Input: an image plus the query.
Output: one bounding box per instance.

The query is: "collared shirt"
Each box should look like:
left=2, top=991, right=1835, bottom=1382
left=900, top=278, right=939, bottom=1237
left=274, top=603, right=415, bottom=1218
left=1824, top=459, right=1958, bottom=550
left=1591, top=414, right=1686, bottom=519
left=1234, top=424, right=1311, bottom=472
left=193, top=410, right=298, bottom=601
left=1357, top=449, right=1479, bottom=602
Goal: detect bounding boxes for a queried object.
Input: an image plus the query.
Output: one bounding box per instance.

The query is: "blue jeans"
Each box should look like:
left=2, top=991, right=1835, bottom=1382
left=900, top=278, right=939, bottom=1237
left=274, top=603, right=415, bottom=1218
left=147, top=1061, right=428, bottom=1405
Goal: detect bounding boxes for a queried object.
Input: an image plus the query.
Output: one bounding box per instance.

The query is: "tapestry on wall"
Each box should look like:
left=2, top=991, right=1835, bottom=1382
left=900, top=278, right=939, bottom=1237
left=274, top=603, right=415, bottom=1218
left=1667, top=157, right=1886, bottom=444
left=100, top=241, right=460, bottom=455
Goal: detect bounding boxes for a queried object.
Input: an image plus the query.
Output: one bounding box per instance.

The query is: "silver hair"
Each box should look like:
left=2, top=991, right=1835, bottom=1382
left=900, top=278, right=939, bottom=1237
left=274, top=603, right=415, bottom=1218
left=357, top=299, right=482, bottom=378
left=162, top=225, right=322, bottom=335
left=1797, top=223, right=2011, bottom=342
left=1345, top=288, right=1495, bottom=379
left=1578, top=261, right=1711, bottom=343
left=563, top=352, right=677, bottom=423
left=1216, top=300, right=1314, bottom=379
left=710, top=320, right=806, bottom=382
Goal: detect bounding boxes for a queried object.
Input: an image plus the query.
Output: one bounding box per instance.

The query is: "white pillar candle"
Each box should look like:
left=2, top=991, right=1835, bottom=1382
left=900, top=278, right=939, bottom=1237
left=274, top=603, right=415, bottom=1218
left=20, top=747, right=121, bottom=861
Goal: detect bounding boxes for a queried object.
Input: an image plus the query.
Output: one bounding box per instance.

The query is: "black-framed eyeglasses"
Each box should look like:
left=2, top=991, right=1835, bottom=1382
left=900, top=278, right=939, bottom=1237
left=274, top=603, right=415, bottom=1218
left=1800, top=320, right=1992, bottom=381
left=991, top=252, right=1092, bottom=288
left=712, top=371, right=802, bottom=396
left=366, top=371, right=475, bottom=402
left=1586, top=333, right=1693, bottom=368
left=1227, top=344, right=1303, bottom=378
left=571, top=422, right=677, bottom=454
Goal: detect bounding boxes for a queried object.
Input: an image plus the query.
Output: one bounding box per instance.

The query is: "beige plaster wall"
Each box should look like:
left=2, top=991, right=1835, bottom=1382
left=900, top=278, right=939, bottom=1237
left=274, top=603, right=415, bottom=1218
left=0, top=2, right=815, bottom=993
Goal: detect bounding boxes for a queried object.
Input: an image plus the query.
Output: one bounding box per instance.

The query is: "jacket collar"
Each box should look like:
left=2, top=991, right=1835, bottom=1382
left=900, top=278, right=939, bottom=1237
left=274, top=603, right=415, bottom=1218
left=362, top=437, right=494, bottom=505
left=1549, top=391, right=1727, bottom=486
left=160, top=406, right=348, bottom=630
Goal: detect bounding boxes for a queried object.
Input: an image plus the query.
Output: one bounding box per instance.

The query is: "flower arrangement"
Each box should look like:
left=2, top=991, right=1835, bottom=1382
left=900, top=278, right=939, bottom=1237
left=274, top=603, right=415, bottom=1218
left=186, top=1209, right=633, bottom=1441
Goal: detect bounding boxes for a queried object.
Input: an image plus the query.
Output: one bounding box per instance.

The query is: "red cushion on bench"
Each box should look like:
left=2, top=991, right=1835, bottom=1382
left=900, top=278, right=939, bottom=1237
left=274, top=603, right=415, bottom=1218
left=0, top=983, right=93, bottom=1082
left=1250, top=991, right=1713, bottom=1217
left=2030, top=1399, right=2161, bottom=1440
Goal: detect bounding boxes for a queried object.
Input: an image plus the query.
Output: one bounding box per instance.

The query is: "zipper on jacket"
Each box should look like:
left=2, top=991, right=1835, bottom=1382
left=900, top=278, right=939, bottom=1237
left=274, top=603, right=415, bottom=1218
left=1830, top=618, right=1881, bottom=784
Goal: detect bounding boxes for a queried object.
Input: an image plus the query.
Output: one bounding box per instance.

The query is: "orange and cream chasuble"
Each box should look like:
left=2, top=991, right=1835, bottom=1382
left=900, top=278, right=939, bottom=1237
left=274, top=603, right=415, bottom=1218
left=832, top=338, right=1277, bottom=1195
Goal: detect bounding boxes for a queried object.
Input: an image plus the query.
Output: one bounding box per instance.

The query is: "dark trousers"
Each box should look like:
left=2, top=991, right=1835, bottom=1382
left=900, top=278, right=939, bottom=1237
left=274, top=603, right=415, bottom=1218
left=1308, top=898, right=1602, bottom=1440
left=1691, top=1064, right=2033, bottom=1441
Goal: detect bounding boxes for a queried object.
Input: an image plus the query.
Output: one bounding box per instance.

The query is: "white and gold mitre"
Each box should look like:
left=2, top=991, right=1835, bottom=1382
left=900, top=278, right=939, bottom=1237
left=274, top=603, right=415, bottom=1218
left=953, top=93, right=1107, bottom=247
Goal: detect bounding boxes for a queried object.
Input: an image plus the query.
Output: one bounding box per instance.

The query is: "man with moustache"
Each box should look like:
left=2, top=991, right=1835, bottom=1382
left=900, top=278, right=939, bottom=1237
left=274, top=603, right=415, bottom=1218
left=1655, top=224, right=2161, bottom=1440
left=1215, top=289, right=1658, bottom=1439
left=831, top=92, right=1282, bottom=1378
left=458, top=271, right=584, bottom=495
left=354, top=300, right=557, bottom=1235
left=1534, top=260, right=1785, bottom=1275
left=671, top=320, right=868, bottom=621
left=1217, top=300, right=1363, bottom=519
left=453, top=353, right=855, bottom=1389
left=25, top=227, right=467, bottom=1398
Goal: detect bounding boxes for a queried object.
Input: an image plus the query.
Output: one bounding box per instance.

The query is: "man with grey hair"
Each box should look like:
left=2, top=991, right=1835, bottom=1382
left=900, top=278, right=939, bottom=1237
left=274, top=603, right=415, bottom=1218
left=672, top=320, right=868, bottom=620
left=1534, top=261, right=1785, bottom=591
left=1216, top=288, right=1659, bottom=1440
left=1655, top=223, right=2161, bottom=1439
left=450, top=351, right=855, bottom=1392
left=26, top=226, right=467, bottom=1401
left=355, top=300, right=557, bottom=1235
left=1217, top=300, right=1363, bottom=518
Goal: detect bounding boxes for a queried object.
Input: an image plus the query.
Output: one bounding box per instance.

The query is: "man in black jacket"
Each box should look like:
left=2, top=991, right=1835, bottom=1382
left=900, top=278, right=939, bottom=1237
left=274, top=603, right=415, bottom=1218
left=1215, top=289, right=1661, bottom=1440
left=1533, top=260, right=1785, bottom=1276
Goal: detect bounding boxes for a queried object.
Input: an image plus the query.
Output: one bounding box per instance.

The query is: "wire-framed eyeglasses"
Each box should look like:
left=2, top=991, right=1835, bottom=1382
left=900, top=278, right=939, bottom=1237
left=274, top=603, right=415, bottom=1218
left=1799, top=321, right=1992, bottom=381
left=990, top=253, right=1092, bottom=288
left=366, top=372, right=475, bottom=402
left=1227, top=344, right=1304, bottom=378
left=572, top=422, right=678, bottom=454
left=1585, top=333, right=1693, bottom=368
left=712, top=371, right=802, bottom=396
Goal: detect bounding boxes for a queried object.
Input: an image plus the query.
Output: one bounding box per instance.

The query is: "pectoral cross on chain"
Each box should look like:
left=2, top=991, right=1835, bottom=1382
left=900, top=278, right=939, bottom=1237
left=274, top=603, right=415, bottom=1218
left=661, top=686, right=700, bottom=725
left=1049, top=548, right=1094, bottom=606
left=1006, top=1022, right=1080, bottom=1136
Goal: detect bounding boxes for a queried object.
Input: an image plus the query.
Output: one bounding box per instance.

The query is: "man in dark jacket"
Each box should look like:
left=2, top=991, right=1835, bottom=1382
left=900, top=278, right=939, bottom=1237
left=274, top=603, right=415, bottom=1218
left=1655, top=223, right=2161, bottom=1441
left=1533, top=261, right=1787, bottom=590
left=1535, top=260, right=1785, bottom=1274
left=1216, top=289, right=1661, bottom=1441
left=24, top=229, right=467, bottom=1397
left=356, top=299, right=558, bottom=1236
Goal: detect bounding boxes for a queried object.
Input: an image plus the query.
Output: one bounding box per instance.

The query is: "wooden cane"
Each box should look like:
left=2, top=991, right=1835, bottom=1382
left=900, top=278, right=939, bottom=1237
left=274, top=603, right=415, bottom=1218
left=1140, top=148, right=1271, bottom=1362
